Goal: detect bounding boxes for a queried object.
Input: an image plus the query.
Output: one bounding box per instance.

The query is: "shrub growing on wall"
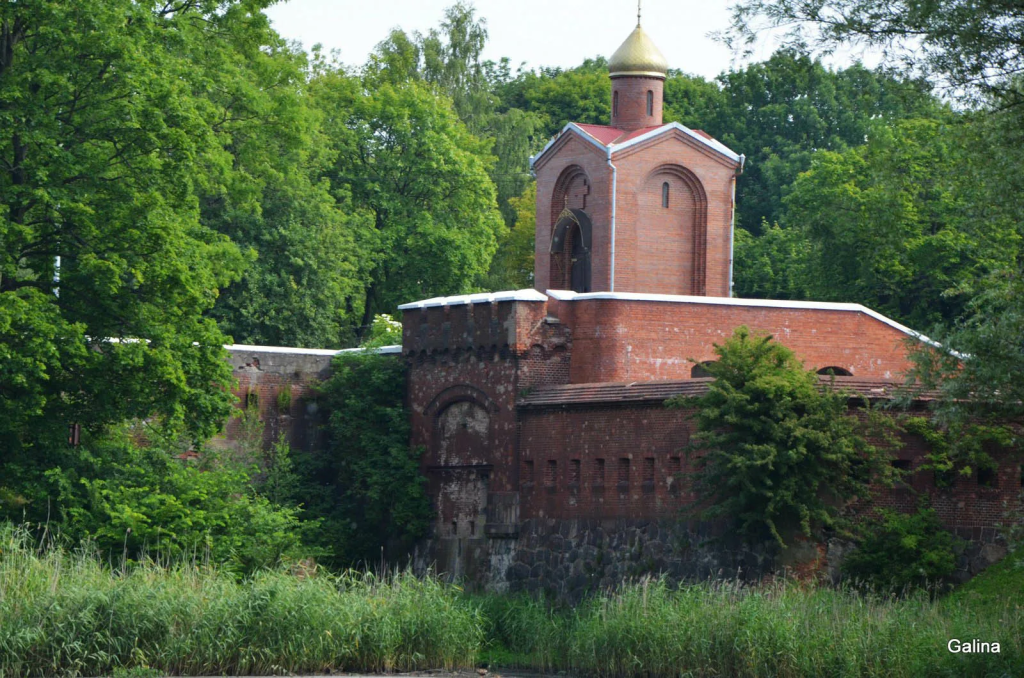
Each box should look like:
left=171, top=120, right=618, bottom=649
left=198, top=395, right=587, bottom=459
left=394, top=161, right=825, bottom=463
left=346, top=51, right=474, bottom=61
left=842, top=507, right=962, bottom=592
left=669, top=326, right=894, bottom=546
left=295, top=352, right=431, bottom=568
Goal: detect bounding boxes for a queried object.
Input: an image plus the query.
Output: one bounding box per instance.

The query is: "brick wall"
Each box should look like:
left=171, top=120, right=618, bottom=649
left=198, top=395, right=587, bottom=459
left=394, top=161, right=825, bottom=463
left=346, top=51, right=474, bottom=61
left=517, top=396, right=1022, bottom=532
left=219, top=347, right=341, bottom=454
left=549, top=295, right=918, bottom=383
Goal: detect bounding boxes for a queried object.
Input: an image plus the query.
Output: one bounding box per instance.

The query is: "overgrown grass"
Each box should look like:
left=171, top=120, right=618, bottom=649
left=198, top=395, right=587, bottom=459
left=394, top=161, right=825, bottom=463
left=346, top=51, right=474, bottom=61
left=482, top=579, right=1023, bottom=677
left=2, top=523, right=1021, bottom=677
left=0, top=526, right=481, bottom=677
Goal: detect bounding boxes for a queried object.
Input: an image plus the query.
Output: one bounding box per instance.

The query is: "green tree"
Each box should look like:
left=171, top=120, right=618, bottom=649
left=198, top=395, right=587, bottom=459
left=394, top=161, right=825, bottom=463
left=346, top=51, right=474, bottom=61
left=708, top=50, right=940, bottom=231
left=365, top=5, right=539, bottom=226
left=294, top=353, right=431, bottom=567
left=668, top=327, right=891, bottom=545
left=0, top=0, right=273, bottom=520
left=485, top=182, right=536, bottom=290
left=514, top=61, right=612, bottom=137
left=315, top=74, right=503, bottom=333
left=727, top=0, right=1024, bottom=108
left=732, top=222, right=811, bottom=299
left=783, top=118, right=1019, bottom=327
left=203, top=45, right=373, bottom=349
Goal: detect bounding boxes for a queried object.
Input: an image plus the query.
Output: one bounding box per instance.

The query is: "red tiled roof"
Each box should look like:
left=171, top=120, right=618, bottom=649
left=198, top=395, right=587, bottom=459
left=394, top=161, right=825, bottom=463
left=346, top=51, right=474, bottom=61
left=615, top=125, right=663, bottom=143
left=575, top=124, right=627, bottom=145
left=518, top=376, right=935, bottom=408
left=575, top=123, right=667, bottom=146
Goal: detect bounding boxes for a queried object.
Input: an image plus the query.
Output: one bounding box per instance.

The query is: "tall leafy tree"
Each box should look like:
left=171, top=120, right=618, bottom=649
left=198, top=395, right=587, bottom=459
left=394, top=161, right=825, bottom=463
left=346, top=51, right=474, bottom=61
left=0, top=0, right=282, bottom=519
left=314, top=73, right=503, bottom=331
left=783, top=118, right=1019, bottom=327
left=485, top=182, right=536, bottom=290
left=202, top=44, right=373, bottom=349
left=364, top=5, right=540, bottom=228
left=727, top=0, right=1024, bottom=108
left=708, top=50, right=940, bottom=230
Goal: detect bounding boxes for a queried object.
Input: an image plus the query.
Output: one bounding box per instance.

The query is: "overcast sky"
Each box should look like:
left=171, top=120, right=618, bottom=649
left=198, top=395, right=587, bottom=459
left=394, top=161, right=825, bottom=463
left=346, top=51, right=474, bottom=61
left=264, top=0, right=877, bottom=80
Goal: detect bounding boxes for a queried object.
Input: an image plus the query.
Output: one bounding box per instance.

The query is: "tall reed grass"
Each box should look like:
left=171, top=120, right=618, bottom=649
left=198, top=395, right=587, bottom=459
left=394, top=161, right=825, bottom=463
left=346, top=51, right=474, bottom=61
left=2, top=524, right=1020, bottom=677
left=484, top=578, right=1024, bottom=677
left=0, top=526, right=481, bottom=677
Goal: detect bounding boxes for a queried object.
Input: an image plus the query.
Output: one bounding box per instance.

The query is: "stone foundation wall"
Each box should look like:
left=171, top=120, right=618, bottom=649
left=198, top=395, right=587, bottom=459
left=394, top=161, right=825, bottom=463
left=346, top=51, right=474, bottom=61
left=415, top=517, right=1011, bottom=601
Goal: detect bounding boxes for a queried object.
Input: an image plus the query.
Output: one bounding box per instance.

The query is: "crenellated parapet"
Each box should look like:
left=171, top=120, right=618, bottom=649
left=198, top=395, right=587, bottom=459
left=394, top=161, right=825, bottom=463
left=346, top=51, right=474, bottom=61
left=398, top=289, right=557, bottom=357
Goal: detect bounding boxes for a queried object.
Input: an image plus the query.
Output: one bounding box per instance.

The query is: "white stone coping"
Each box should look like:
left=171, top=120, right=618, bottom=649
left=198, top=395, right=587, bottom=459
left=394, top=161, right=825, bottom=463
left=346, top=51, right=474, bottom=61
left=396, top=289, right=548, bottom=310
left=531, top=121, right=743, bottom=168
left=226, top=343, right=402, bottom=356
left=544, top=289, right=937, bottom=347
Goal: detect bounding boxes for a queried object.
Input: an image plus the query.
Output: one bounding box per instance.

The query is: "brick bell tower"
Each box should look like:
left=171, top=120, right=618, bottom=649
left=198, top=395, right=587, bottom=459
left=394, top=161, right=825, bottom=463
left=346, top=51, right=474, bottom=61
left=531, top=13, right=744, bottom=297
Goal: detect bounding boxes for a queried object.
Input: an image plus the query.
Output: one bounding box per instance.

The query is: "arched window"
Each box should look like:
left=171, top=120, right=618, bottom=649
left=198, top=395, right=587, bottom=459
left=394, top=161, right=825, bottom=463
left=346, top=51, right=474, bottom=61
left=691, top=361, right=715, bottom=378
left=613, top=90, right=619, bottom=117
left=646, top=90, right=654, bottom=116
left=816, top=366, right=853, bottom=377
left=662, top=182, right=670, bottom=208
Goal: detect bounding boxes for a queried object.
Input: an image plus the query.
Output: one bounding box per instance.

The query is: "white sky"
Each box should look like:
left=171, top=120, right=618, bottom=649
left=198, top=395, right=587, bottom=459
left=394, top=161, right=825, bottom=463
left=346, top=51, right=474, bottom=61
left=264, top=0, right=879, bottom=80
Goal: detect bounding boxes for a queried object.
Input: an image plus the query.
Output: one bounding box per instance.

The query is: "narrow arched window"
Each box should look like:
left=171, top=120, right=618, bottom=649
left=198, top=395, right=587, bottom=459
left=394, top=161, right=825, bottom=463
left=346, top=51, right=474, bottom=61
left=646, top=90, right=654, bottom=116
left=613, top=90, right=619, bottom=117
left=662, top=182, right=670, bottom=208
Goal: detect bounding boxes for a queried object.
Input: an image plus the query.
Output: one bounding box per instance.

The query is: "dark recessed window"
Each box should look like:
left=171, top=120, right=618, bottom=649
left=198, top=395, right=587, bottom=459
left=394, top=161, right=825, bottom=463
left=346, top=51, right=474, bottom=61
left=817, top=366, right=853, bottom=376
left=570, top=459, right=581, bottom=483
left=618, top=457, right=630, bottom=490
left=668, top=456, right=682, bottom=494
left=662, top=181, right=670, bottom=208
left=646, top=90, right=654, bottom=116
left=594, top=458, right=606, bottom=485
left=545, top=459, right=557, bottom=487
left=613, top=90, right=619, bottom=117
left=978, top=466, right=997, bottom=488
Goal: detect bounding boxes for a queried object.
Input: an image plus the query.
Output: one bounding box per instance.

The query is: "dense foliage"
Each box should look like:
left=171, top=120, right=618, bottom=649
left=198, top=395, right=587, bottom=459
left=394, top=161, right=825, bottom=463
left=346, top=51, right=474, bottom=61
left=729, top=0, right=1024, bottom=484
left=291, top=352, right=431, bottom=568
left=842, top=508, right=962, bottom=592
left=669, top=327, right=892, bottom=545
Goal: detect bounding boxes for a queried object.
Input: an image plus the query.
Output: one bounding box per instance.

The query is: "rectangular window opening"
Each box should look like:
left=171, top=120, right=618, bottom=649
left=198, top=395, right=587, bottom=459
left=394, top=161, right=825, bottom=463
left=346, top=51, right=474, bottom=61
left=978, top=466, right=998, bottom=488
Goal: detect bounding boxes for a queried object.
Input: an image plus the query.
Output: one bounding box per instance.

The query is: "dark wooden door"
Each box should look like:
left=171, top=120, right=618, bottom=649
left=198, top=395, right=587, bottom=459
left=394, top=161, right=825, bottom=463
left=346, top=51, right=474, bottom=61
left=569, top=224, right=590, bottom=293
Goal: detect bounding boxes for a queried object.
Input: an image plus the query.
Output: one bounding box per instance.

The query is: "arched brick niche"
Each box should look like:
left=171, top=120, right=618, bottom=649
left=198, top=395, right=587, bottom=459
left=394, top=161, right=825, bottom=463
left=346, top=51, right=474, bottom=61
left=638, top=164, right=708, bottom=295
left=549, top=166, right=593, bottom=290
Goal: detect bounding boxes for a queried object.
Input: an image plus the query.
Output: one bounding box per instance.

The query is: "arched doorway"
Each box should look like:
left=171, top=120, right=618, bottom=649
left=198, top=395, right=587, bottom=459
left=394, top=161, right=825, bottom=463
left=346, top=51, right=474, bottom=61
left=551, top=208, right=592, bottom=292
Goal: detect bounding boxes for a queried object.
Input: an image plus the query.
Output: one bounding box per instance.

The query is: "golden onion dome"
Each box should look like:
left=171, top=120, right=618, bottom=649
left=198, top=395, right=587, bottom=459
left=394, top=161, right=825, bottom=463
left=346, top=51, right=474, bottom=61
left=608, top=24, right=669, bottom=78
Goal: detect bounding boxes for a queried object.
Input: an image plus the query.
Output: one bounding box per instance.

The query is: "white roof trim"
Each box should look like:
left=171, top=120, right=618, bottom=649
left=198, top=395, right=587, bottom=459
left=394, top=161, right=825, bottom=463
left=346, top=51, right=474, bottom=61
left=545, top=290, right=937, bottom=347
left=397, top=288, right=548, bottom=311
left=531, top=121, right=743, bottom=169
left=530, top=123, right=609, bottom=169
left=226, top=343, right=402, bottom=356
left=611, top=122, right=742, bottom=163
